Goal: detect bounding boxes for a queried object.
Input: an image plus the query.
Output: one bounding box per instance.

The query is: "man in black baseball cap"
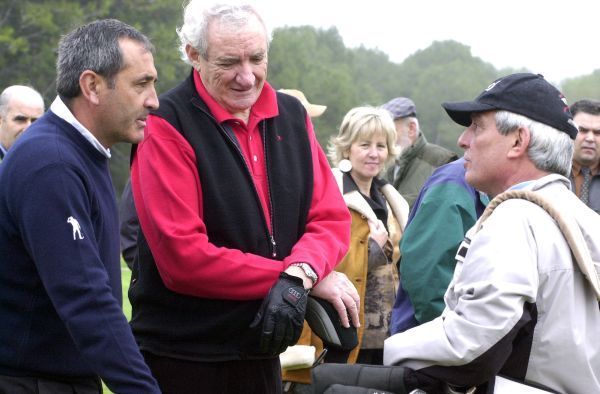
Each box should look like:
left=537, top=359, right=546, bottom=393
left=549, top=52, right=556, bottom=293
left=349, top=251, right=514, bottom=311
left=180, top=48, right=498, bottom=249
left=441, top=72, right=578, bottom=197
left=442, top=73, right=578, bottom=139
left=311, top=73, right=600, bottom=393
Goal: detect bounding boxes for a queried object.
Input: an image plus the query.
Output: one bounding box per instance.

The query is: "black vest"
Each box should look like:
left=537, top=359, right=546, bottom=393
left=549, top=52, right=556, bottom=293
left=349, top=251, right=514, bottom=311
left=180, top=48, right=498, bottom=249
left=130, top=74, right=313, bottom=360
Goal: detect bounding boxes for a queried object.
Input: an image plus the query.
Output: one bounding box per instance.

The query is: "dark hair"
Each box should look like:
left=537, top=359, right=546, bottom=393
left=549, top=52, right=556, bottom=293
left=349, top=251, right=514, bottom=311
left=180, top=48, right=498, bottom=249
left=56, top=19, right=154, bottom=99
left=570, top=99, right=600, bottom=117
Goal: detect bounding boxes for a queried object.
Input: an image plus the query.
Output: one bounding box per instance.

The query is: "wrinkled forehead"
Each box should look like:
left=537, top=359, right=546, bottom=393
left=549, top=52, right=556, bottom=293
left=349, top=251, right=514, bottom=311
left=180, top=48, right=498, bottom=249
left=5, top=97, right=44, bottom=116
left=470, top=110, right=497, bottom=124
left=207, top=13, right=268, bottom=52
left=573, top=111, right=600, bottom=126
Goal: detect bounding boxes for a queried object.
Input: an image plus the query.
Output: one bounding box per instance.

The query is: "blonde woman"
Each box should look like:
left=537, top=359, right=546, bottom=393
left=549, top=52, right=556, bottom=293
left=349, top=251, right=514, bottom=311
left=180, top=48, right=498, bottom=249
left=281, top=107, right=408, bottom=392
left=328, top=106, right=409, bottom=365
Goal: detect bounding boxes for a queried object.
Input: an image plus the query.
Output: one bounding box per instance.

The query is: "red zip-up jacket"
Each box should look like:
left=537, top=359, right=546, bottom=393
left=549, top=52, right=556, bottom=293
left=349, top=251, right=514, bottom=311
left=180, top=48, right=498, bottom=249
left=131, top=70, right=350, bottom=300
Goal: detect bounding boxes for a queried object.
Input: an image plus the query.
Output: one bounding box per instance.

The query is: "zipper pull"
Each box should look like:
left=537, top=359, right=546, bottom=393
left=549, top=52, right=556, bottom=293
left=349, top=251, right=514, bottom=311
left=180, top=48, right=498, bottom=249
left=270, top=235, right=277, bottom=258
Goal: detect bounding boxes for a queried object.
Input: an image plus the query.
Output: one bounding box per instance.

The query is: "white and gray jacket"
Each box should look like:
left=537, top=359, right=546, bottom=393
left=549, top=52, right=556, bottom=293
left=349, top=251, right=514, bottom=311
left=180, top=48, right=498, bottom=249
left=384, top=174, right=600, bottom=393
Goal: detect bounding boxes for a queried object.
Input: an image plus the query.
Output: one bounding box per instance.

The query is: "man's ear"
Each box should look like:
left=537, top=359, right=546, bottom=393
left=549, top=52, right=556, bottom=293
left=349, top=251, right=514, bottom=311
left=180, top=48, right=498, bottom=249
left=507, top=126, right=531, bottom=158
left=79, top=70, right=103, bottom=105
left=186, top=44, right=201, bottom=68
left=407, top=120, right=418, bottom=142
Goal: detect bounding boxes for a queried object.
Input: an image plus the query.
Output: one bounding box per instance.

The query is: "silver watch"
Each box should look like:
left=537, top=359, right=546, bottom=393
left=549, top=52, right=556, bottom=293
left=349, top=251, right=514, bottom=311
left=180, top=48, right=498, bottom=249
left=291, top=262, right=318, bottom=284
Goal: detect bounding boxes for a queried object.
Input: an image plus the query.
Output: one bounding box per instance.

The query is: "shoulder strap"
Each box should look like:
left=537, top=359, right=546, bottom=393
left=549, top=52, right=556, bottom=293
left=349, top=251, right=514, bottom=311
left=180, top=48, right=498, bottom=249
left=475, top=189, right=600, bottom=301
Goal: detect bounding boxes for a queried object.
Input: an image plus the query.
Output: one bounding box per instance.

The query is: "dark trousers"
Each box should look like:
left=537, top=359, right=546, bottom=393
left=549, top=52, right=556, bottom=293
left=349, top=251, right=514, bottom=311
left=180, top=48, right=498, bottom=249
left=0, top=374, right=101, bottom=394
left=142, top=351, right=282, bottom=394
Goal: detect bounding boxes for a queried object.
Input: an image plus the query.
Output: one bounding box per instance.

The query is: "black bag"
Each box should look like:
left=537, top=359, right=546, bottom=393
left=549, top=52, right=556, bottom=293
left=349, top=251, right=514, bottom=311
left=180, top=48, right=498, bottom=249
left=304, top=296, right=358, bottom=351
left=312, top=363, right=408, bottom=394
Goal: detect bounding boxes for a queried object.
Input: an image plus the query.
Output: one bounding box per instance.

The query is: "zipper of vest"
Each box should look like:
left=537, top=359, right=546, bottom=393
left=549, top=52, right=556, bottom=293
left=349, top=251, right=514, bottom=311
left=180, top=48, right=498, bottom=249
left=270, top=235, right=277, bottom=258
left=216, top=120, right=277, bottom=258
left=261, top=121, right=277, bottom=258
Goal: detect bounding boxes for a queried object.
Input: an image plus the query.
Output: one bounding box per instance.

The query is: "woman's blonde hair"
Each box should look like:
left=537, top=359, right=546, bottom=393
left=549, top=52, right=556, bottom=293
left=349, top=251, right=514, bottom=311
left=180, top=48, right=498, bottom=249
left=328, top=106, right=398, bottom=171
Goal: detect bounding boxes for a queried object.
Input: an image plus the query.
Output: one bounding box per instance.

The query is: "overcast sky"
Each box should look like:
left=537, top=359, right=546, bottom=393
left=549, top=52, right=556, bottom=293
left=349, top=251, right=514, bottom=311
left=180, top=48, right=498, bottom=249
left=251, top=0, right=597, bottom=85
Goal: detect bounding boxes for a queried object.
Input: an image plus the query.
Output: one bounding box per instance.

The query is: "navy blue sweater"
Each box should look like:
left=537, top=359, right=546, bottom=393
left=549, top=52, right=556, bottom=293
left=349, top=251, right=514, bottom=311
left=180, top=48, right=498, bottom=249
left=0, top=110, right=159, bottom=393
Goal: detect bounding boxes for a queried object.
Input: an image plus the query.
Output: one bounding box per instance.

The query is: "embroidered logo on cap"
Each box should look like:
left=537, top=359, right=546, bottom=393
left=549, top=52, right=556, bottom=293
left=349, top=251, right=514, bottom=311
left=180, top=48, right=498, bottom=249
left=485, top=80, right=502, bottom=92
left=67, top=216, right=84, bottom=240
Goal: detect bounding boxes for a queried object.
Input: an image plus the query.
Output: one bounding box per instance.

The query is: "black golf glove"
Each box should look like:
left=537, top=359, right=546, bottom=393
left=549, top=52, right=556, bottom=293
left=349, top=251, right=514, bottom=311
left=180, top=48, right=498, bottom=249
left=250, top=272, right=309, bottom=356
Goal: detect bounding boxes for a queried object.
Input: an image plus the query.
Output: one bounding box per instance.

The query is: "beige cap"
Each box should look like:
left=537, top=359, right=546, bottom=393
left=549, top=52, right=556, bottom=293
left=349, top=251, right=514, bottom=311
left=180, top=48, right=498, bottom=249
left=279, top=89, right=327, bottom=118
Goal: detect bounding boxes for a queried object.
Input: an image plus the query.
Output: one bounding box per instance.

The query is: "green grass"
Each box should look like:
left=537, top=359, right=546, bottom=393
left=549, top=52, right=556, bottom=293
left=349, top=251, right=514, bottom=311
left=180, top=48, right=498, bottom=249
left=103, top=260, right=132, bottom=393
left=121, top=261, right=132, bottom=320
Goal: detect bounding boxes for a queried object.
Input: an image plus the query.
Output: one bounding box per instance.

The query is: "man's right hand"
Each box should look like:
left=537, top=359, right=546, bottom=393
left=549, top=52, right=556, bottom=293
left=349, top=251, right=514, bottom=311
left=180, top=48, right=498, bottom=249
left=311, top=271, right=360, bottom=328
left=249, top=272, right=309, bottom=356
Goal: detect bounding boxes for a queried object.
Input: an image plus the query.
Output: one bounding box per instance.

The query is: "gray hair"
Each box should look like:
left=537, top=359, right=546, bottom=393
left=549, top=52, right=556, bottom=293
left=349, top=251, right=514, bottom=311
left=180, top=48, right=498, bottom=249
left=0, top=85, right=44, bottom=116
left=177, top=1, right=271, bottom=64
left=398, top=115, right=421, bottom=137
left=56, top=19, right=154, bottom=99
left=328, top=106, right=399, bottom=172
left=495, top=110, right=573, bottom=177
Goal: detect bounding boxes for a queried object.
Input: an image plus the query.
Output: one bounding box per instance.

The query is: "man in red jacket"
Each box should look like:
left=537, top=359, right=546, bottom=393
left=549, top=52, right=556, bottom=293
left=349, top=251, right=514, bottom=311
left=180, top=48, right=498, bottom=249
left=129, top=1, right=357, bottom=393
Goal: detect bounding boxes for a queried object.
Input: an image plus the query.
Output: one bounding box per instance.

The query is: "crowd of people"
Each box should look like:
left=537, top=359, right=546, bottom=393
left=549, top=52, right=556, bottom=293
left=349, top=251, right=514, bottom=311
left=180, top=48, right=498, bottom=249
left=0, top=1, right=598, bottom=394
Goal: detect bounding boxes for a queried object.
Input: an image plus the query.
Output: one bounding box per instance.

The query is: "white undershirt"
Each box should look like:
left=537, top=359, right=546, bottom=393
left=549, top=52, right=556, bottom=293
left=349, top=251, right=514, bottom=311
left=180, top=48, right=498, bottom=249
left=50, top=96, right=111, bottom=158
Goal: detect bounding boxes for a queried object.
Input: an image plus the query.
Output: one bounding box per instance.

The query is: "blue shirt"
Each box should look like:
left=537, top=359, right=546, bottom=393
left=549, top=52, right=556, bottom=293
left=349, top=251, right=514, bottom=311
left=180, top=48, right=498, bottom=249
left=0, top=110, right=159, bottom=393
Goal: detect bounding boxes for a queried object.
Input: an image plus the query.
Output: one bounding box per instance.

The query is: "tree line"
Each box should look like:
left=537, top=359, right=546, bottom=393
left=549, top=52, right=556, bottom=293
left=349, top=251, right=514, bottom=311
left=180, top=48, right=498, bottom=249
left=2, top=1, right=597, bottom=196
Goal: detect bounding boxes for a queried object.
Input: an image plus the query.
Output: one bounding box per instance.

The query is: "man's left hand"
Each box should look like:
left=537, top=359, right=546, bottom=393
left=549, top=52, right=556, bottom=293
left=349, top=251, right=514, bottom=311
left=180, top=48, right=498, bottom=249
left=311, top=271, right=360, bottom=328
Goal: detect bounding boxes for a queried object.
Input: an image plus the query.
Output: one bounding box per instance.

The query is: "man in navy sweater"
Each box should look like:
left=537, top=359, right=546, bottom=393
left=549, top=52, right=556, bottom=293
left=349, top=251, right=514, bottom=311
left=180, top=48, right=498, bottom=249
left=0, top=19, right=160, bottom=393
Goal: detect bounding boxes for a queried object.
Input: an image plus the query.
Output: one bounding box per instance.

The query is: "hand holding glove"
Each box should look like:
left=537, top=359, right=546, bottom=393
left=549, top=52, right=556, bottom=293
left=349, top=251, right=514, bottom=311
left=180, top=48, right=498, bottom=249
left=250, top=272, right=309, bottom=356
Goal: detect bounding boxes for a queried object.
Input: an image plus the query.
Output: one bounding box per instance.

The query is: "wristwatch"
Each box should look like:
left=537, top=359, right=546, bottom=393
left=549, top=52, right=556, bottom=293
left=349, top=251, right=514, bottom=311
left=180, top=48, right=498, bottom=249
left=291, top=262, right=318, bottom=284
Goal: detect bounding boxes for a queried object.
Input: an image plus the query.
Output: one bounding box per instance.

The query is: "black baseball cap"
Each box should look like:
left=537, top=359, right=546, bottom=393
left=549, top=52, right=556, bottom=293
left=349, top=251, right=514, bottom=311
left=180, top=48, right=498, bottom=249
left=442, top=73, right=578, bottom=139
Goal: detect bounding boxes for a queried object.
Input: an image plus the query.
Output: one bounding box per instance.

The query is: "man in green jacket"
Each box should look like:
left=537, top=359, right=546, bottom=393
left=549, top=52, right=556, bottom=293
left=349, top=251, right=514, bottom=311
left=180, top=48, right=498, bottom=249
left=382, top=97, right=457, bottom=208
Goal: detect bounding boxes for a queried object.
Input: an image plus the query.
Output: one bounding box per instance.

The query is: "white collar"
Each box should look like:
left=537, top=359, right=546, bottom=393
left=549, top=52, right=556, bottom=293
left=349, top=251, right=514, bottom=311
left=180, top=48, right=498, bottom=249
left=508, top=174, right=570, bottom=193
left=50, top=96, right=111, bottom=158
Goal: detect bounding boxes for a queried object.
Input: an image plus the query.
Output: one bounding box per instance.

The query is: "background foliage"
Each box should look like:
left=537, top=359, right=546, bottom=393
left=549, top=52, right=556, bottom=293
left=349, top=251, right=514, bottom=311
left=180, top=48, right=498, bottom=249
left=1, top=1, right=598, bottom=197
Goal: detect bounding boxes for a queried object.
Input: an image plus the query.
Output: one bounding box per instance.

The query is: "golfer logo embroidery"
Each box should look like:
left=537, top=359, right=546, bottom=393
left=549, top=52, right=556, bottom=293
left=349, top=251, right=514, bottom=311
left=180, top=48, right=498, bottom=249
left=485, top=80, right=502, bottom=91
left=67, top=216, right=84, bottom=240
